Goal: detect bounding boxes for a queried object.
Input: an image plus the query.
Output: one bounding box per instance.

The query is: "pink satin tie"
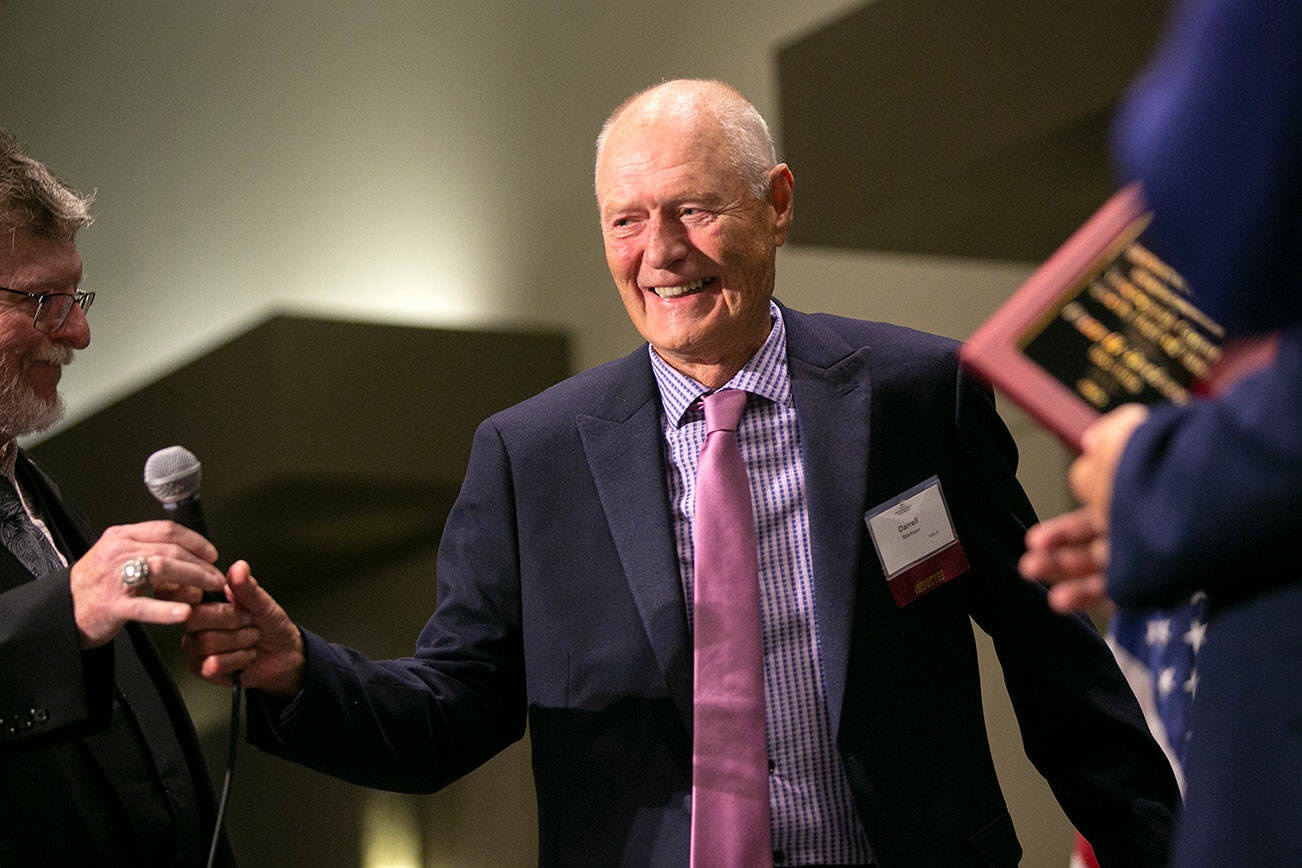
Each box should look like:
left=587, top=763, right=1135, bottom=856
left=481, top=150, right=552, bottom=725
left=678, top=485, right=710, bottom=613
left=689, top=388, right=771, bottom=867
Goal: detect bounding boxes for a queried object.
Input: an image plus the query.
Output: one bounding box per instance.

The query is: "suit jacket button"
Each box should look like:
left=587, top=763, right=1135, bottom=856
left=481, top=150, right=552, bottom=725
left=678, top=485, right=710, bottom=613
left=32, top=707, right=48, bottom=724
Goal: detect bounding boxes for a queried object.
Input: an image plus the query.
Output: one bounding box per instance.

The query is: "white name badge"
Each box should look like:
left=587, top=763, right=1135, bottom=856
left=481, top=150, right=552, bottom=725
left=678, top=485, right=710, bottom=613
left=865, top=476, right=958, bottom=578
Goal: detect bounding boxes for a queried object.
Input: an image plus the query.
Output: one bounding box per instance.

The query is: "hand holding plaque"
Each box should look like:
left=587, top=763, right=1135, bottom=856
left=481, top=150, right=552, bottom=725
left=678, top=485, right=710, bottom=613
left=960, top=185, right=1229, bottom=451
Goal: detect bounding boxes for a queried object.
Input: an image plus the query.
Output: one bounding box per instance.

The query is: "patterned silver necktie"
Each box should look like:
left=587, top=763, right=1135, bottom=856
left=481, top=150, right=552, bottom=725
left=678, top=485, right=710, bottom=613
left=0, top=476, right=64, bottom=578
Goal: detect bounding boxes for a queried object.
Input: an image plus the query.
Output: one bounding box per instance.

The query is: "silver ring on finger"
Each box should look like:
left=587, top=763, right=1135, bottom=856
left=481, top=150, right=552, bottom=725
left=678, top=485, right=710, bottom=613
left=120, top=556, right=150, bottom=589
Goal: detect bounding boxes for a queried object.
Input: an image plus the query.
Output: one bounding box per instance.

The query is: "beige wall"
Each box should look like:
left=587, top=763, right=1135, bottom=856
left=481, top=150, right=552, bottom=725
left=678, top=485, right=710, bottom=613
left=4, top=1, right=1082, bottom=864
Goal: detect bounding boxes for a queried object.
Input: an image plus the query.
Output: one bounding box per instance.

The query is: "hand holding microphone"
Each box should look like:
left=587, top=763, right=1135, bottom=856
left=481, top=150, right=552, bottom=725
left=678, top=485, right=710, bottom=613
left=148, top=446, right=306, bottom=696
left=144, top=446, right=223, bottom=602
left=65, top=445, right=224, bottom=649
left=144, top=446, right=255, bottom=868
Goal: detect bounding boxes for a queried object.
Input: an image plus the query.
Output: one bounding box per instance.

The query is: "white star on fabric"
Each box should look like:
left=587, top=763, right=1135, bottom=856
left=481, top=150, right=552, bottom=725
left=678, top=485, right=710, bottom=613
left=1157, top=666, right=1178, bottom=697
left=1184, top=669, right=1199, bottom=697
left=1184, top=620, right=1207, bottom=654
left=1146, top=618, right=1172, bottom=647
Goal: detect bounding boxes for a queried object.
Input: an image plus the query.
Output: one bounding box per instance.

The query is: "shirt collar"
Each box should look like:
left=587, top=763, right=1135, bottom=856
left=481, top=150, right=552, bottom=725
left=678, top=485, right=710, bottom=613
left=649, top=300, right=792, bottom=427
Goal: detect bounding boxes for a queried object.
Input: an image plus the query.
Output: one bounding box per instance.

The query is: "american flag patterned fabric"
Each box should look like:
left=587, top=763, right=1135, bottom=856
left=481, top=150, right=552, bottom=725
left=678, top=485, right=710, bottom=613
left=1072, top=593, right=1206, bottom=866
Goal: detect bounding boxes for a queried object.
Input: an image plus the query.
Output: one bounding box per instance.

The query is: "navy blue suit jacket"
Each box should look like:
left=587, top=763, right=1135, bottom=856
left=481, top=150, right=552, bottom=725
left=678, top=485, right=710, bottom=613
left=1108, top=0, right=1301, bottom=863
left=1109, top=330, right=1302, bottom=867
left=250, top=303, right=1177, bottom=866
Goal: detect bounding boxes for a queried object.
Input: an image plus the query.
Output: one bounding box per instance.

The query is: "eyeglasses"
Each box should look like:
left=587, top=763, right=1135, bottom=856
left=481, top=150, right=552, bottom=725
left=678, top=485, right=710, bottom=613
left=0, top=286, right=95, bottom=333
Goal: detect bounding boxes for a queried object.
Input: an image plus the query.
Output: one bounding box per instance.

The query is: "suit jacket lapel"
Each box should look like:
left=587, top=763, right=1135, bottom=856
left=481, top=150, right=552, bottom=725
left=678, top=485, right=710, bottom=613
left=0, top=452, right=93, bottom=593
left=576, top=350, right=694, bottom=731
left=573, top=309, right=895, bottom=739
left=0, top=539, right=35, bottom=593
left=15, top=451, right=95, bottom=558
left=782, top=304, right=877, bottom=742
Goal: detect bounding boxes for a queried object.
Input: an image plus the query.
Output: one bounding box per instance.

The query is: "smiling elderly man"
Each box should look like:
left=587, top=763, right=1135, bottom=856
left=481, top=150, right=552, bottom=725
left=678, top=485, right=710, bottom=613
left=0, top=129, right=234, bottom=865
left=184, top=80, right=1178, bottom=866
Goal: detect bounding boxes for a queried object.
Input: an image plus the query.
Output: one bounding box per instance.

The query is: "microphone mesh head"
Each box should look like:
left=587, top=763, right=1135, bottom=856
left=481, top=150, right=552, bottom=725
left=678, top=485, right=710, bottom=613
left=143, top=445, right=202, bottom=504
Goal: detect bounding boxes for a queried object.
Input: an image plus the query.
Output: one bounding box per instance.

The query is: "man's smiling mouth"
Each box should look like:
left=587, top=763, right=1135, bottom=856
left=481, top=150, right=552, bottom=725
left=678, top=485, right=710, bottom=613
left=648, top=277, right=715, bottom=299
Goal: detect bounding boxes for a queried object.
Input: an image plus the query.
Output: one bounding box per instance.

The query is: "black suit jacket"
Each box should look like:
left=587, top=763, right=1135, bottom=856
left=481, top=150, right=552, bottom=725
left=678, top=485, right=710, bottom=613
left=249, top=304, right=1178, bottom=866
left=0, top=450, right=233, bottom=867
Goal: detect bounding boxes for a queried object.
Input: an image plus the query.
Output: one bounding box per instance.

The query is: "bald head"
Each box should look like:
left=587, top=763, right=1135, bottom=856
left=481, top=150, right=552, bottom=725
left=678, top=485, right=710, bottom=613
left=592, top=79, right=794, bottom=388
left=595, top=80, right=777, bottom=201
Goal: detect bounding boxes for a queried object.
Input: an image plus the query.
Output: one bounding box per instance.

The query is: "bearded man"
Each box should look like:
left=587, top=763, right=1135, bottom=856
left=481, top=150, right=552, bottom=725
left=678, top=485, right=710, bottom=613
left=0, top=128, right=235, bottom=866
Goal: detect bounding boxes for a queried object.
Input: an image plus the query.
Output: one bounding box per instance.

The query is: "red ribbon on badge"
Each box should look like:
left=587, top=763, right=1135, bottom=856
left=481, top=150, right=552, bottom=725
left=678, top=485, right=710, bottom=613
left=886, top=541, right=970, bottom=607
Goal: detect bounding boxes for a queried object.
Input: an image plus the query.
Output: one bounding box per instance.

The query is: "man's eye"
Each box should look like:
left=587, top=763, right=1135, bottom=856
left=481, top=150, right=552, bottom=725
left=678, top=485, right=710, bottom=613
left=607, top=215, right=645, bottom=236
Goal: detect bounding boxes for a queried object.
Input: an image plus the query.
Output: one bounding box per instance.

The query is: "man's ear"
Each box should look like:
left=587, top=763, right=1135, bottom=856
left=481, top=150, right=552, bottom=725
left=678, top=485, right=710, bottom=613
left=769, top=164, right=794, bottom=246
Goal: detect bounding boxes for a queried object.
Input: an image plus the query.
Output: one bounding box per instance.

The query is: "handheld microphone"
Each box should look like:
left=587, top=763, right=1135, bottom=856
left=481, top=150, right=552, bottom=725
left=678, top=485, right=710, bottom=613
left=143, top=445, right=220, bottom=601
left=145, top=445, right=240, bottom=868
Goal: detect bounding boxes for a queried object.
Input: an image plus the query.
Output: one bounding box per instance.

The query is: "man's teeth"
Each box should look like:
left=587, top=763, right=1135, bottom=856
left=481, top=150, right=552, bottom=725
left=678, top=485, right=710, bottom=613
left=650, top=277, right=714, bottom=298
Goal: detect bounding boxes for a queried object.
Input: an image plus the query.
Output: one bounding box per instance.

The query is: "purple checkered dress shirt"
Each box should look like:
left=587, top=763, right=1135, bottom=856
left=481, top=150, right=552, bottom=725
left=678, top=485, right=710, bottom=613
left=650, top=303, right=872, bottom=865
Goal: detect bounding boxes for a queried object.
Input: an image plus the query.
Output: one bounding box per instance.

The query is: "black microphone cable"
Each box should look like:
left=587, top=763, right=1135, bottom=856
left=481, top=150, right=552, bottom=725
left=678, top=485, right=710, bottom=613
left=206, top=671, right=241, bottom=868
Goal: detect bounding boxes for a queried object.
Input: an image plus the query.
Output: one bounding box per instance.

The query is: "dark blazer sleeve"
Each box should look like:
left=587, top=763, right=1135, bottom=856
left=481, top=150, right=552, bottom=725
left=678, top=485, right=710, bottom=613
left=247, top=415, right=528, bottom=793
left=0, top=455, right=114, bottom=750
left=0, top=572, right=117, bottom=748
left=947, top=363, right=1181, bottom=865
left=1108, top=329, right=1302, bottom=607
left=789, top=310, right=1179, bottom=866
left=1105, top=0, right=1301, bottom=605
left=252, top=350, right=691, bottom=863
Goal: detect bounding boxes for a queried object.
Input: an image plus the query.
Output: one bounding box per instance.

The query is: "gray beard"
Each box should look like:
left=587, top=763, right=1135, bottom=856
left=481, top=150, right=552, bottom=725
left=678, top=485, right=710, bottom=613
left=0, top=356, right=69, bottom=440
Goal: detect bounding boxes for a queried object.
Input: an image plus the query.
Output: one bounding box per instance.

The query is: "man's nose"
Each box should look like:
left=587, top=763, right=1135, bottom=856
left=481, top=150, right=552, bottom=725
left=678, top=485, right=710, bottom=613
left=644, top=213, right=689, bottom=269
left=48, top=300, right=90, bottom=349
